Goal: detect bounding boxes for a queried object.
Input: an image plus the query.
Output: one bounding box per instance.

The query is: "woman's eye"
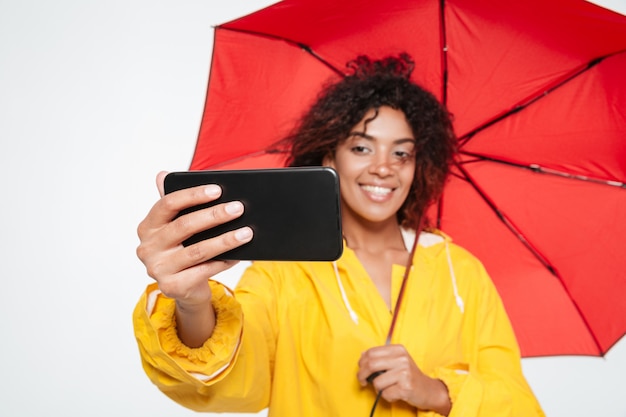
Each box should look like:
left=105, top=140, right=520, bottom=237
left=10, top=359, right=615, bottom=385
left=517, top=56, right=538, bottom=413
left=351, top=145, right=370, bottom=154
left=394, top=150, right=413, bottom=159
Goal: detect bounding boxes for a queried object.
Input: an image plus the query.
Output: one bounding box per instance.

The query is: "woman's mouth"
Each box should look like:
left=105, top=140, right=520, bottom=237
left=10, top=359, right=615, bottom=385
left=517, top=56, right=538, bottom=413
left=361, top=184, right=393, bottom=198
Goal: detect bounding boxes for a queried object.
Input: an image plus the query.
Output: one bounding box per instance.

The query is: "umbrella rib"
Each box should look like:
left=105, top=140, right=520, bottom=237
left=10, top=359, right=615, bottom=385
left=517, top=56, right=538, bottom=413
left=453, top=161, right=559, bottom=276
left=296, top=43, right=346, bottom=77
left=219, top=26, right=345, bottom=77
left=453, top=160, right=607, bottom=355
left=438, top=0, right=448, bottom=107
left=457, top=49, right=626, bottom=149
left=434, top=0, right=449, bottom=229
left=459, top=151, right=626, bottom=189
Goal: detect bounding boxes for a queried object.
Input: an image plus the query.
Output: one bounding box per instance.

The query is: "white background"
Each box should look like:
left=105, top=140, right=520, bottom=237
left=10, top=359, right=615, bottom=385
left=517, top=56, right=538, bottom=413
left=1, top=1, right=625, bottom=416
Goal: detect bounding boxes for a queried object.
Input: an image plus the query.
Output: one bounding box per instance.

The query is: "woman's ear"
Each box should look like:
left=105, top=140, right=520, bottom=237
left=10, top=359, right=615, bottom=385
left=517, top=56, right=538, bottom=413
left=322, top=153, right=335, bottom=168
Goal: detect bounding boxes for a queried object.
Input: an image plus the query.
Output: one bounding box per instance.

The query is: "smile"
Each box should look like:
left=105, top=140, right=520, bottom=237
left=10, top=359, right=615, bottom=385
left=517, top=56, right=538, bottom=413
left=361, top=185, right=393, bottom=196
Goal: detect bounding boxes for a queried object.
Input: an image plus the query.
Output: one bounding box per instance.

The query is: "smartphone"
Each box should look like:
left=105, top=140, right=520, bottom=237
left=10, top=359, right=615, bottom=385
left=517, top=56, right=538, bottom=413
left=164, top=167, right=343, bottom=261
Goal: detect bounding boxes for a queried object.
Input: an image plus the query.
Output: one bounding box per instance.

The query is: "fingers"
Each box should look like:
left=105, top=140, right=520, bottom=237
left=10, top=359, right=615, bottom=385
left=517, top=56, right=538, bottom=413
left=366, top=370, right=387, bottom=385
left=156, top=258, right=240, bottom=303
left=135, top=172, right=255, bottom=304
left=140, top=182, right=223, bottom=233
left=137, top=199, right=252, bottom=274
left=358, top=344, right=408, bottom=386
left=358, top=345, right=450, bottom=412
left=137, top=189, right=248, bottom=257
left=163, top=200, right=247, bottom=248
left=154, top=224, right=252, bottom=278
left=358, top=345, right=430, bottom=408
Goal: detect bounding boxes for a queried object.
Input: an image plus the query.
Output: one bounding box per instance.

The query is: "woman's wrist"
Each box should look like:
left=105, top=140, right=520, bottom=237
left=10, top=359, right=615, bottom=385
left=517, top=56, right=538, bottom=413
left=175, top=298, right=216, bottom=348
left=426, top=378, right=451, bottom=416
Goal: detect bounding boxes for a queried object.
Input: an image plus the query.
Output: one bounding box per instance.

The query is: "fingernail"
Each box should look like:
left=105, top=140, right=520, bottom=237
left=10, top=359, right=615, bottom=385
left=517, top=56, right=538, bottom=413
left=235, top=227, right=253, bottom=241
left=225, top=201, right=244, bottom=215
left=204, top=184, right=221, bottom=197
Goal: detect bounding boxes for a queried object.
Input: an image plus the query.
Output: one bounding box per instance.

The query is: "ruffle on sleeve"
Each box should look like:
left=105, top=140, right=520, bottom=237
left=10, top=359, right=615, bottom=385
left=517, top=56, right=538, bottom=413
left=431, top=367, right=465, bottom=404
left=429, top=366, right=484, bottom=417
left=149, top=280, right=244, bottom=380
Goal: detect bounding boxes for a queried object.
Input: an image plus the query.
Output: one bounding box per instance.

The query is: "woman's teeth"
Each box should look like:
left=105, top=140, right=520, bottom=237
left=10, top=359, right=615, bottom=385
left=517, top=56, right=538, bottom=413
left=361, top=185, right=392, bottom=196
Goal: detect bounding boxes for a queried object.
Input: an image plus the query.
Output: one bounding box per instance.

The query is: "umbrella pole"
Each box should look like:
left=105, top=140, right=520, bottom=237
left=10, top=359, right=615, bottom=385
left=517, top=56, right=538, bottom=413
left=367, top=215, right=424, bottom=416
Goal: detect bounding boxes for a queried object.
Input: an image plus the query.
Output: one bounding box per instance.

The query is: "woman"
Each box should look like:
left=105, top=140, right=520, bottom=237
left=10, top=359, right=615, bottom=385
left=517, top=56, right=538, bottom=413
left=133, top=54, right=545, bottom=416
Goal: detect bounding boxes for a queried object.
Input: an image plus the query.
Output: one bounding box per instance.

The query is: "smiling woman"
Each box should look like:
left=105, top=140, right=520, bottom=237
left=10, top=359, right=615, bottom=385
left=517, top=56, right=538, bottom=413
left=2, top=1, right=625, bottom=417
left=133, top=53, right=545, bottom=416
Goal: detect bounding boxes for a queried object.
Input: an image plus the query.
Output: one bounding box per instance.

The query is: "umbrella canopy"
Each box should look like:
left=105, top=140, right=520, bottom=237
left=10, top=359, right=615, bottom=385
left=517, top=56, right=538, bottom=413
left=190, top=0, right=626, bottom=358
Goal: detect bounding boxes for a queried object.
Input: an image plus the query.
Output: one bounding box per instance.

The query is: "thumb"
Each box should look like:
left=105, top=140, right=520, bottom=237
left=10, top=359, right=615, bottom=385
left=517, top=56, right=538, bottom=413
left=156, top=171, right=169, bottom=198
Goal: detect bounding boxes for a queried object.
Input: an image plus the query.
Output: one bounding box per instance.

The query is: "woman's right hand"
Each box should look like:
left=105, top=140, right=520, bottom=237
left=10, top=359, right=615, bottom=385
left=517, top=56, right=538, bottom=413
left=136, top=171, right=253, bottom=309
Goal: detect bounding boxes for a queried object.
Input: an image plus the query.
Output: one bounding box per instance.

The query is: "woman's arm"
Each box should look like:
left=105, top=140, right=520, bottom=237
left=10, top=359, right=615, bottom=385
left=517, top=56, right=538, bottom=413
left=135, top=171, right=253, bottom=347
left=133, top=263, right=280, bottom=413
left=433, top=255, right=545, bottom=416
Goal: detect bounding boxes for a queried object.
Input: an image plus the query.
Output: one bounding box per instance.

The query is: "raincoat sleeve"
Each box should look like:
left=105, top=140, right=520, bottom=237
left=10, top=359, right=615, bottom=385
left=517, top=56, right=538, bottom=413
left=132, top=263, right=280, bottom=413
left=424, top=247, right=545, bottom=417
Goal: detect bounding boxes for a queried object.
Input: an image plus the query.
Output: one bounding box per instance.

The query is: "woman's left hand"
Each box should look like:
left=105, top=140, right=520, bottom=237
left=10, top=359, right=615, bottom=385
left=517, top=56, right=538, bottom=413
left=357, top=344, right=451, bottom=415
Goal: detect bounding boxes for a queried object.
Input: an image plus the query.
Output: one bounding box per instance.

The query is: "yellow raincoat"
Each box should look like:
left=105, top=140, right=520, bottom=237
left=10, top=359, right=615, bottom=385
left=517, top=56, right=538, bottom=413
left=133, top=231, right=545, bottom=416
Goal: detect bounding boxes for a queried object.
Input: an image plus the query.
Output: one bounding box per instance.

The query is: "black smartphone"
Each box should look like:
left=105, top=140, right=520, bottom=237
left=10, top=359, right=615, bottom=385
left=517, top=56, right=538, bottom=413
left=164, top=167, right=343, bottom=261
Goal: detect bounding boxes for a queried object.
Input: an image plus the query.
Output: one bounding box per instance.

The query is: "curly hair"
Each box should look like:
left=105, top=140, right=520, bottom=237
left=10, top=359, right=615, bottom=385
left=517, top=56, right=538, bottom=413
left=281, top=53, right=456, bottom=229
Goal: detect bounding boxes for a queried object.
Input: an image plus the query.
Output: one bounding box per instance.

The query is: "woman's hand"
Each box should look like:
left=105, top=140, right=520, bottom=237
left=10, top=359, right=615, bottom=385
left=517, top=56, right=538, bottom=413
left=357, top=344, right=451, bottom=416
left=136, top=172, right=253, bottom=346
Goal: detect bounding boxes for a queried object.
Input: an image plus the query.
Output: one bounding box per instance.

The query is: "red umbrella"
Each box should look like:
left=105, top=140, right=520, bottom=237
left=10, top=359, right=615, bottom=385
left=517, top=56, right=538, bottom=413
left=189, top=0, right=626, bottom=358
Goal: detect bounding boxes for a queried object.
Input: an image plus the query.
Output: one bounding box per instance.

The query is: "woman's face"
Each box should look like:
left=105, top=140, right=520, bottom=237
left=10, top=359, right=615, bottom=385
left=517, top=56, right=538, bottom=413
left=324, top=106, right=416, bottom=227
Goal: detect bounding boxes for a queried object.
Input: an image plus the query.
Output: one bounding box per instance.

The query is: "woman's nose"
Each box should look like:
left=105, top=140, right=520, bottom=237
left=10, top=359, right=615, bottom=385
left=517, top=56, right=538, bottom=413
left=369, top=154, right=392, bottom=176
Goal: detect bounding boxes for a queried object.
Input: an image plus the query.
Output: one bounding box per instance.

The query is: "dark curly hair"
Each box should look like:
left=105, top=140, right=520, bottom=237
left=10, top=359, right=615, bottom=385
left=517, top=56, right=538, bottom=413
left=281, top=53, right=456, bottom=229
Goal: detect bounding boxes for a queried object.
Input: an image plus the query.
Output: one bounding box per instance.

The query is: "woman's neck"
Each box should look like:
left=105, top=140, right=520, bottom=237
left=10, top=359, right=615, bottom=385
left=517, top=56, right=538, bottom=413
left=341, top=218, right=406, bottom=253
